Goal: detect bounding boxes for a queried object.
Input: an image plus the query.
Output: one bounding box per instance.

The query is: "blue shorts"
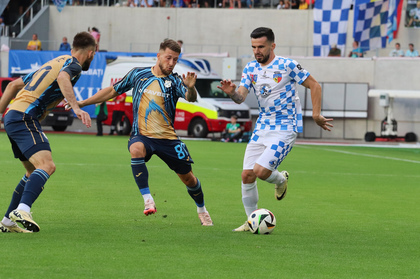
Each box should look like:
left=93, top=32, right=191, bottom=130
left=4, top=110, right=51, bottom=161
left=128, top=135, right=194, bottom=175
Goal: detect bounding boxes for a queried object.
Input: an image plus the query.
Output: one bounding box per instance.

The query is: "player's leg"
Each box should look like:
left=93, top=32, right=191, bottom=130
left=128, top=137, right=156, bottom=216
left=253, top=131, right=297, bottom=201
left=177, top=171, right=213, bottom=226
left=1, top=161, right=34, bottom=233
left=5, top=112, right=53, bottom=232
left=233, top=141, right=262, bottom=232
left=9, top=151, right=55, bottom=232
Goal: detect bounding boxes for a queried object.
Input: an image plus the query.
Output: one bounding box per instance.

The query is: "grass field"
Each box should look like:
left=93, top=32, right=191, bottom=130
left=1, top=132, right=419, bottom=278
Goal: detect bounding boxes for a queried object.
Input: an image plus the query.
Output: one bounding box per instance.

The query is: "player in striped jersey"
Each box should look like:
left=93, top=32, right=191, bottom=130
left=77, top=39, right=213, bottom=226
left=0, top=31, right=96, bottom=233
left=218, top=27, right=333, bottom=232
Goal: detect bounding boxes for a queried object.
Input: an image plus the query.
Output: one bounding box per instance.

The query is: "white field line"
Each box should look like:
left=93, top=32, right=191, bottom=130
left=296, top=145, right=420, bottom=164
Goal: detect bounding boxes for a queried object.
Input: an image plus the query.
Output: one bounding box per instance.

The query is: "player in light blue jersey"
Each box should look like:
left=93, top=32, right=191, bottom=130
left=77, top=39, right=213, bottom=226
left=218, top=27, right=333, bottom=232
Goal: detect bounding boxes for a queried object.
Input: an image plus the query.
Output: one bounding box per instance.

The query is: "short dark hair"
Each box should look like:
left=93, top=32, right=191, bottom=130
left=250, top=27, right=275, bottom=43
left=160, top=39, right=181, bottom=54
left=72, top=31, right=96, bottom=50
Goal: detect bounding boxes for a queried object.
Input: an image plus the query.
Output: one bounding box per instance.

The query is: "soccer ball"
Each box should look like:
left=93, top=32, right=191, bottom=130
left=247, top=208, right=276, bottom=234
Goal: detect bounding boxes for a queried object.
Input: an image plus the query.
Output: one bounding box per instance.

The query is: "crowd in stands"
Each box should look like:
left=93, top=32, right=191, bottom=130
left=63, top=0, right=315, bottom=8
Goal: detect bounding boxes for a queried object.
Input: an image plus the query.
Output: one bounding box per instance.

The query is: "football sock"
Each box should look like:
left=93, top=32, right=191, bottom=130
left=19, top=169, right=49, bottom=209
left=142, top=193, right=153, bottom=203
left=5, top=175, right=28, bottom=218
left=264, top=170, right=286, bottom=185
left=241, top=181, right=258, bottom=217
left=131, top=157, right=150, bottom=195
left=187, top=178, right=204, bottom=207
left=197, top=205, right=207, bottom=214
left=1, top=217, right=14, bottom=226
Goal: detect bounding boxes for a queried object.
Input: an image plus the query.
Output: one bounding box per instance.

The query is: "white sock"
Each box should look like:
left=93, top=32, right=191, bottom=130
left=142, top=194, right=153, bottom=202
left=241, top=181, right=258, bottom=217
left=264, top=170, right=285, bottom=185
left=197, top=206, right=207, bottom=214
left=17, top=203, right=31, bottom=213
left=1, top=217, right=14, bottom=226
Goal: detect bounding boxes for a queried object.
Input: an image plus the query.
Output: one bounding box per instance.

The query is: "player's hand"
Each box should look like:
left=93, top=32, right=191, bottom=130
left=73, top=108, right=92, bottom=128
left=217, top=79, right=236, bottom=95
left=182, top=72, right=197, bottom=89
left=313, top=115, right=333, bottom=131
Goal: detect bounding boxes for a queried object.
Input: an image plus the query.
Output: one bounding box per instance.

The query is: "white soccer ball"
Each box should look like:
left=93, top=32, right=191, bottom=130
left=247, top=208, right=276, bottom=235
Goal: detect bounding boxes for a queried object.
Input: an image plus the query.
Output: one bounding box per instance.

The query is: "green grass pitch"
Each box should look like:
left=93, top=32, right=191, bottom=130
left=1, top=133, right=419, bottom=278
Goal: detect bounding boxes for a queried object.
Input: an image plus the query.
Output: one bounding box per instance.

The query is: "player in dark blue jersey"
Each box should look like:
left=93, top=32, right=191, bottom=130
left=0, top=32, right=97, bottom=233
left=77, top=39, right=213, bottom=226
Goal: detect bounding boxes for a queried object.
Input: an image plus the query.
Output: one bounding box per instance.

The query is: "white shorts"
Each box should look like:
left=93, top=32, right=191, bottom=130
left=243, top=130, right=297, bottom=171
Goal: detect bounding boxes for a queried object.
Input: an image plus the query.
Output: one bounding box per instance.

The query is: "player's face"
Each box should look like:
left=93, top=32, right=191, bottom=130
left=158, top=48, right=179, bottom=76
left=82, top=47, right=96, bottom=71
left=251, top=37, right=275, bottom=65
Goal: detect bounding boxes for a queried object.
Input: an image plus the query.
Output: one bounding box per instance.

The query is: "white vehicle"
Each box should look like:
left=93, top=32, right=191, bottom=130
left=101, top=56, right=252, bottom=137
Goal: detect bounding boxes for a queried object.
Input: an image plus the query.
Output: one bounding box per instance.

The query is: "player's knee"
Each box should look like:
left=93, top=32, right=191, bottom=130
left=253, top=165, right=271, bottom=180
left=180, top=172, right=196, bottom=187
left=43, top=161, right=56, bottom=176
left=241, top=170, right=256, bottom=184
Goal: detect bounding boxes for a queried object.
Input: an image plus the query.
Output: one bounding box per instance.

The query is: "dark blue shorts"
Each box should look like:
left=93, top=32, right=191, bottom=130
left=128, top=135, right=194, bottom=175
left=4, top=110, right=51, bottom=161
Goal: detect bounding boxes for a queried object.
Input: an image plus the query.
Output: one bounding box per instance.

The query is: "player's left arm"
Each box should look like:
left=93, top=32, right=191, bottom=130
left=0, top=78, right=25, bottom=115
left=182, top=72, right=198, bottom=102
left=301, top=75, right=333, bottom=131
left=57, top=71, right=91, bottom=128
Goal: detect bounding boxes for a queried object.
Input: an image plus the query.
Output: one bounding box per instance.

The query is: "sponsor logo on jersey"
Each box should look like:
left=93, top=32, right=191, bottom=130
left=259, top=84, right=271, bottom=98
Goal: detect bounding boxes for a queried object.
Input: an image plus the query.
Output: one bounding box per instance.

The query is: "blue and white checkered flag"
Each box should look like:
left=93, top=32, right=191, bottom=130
left=53, top=0, right=67, bottom=12
left=353, top=0, right=389, bottom=52
left=313, top=0, right=353, bottom=57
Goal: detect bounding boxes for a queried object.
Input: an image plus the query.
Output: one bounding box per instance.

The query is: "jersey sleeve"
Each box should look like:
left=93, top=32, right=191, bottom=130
left=286, top=59, right=310, bottom=85
left=113, top=68, right=138, bottom=95
left=173, top=74, right=187, bottom=98
left=21, top=71, right=36, bottom=85
left=239, top=62, right=254, bottom=90
left=62, top=58, right=82, bottom=79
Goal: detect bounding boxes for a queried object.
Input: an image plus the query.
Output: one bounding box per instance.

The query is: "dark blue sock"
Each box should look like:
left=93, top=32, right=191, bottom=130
left=131, top=158, right=150, bottom=195
left=187, top=178, right=204, bottom=207
left=5, top=175, right=28, bottom=218
left=20, top=169, right=49, bottom=207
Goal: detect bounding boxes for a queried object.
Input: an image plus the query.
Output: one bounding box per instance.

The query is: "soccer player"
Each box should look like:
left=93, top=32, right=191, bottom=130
left=76, top=39, right=213, bottom=226
left=0, top=31, right=96, bottom=233
left=217, top=27, right=333, bottom=232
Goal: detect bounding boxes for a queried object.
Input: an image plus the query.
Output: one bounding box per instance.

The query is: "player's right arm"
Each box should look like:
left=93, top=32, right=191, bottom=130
left=217, top=80, right=249, bottom=104
left=79, top=86, right=118, bottom=108
left=0, top=78, right=25, bottom=114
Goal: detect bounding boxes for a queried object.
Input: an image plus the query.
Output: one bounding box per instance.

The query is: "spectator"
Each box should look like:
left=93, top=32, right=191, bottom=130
left=328, top=44, right=341, bottom=57
left=290, top=0, right=299, bottom=9
left=177, top=40, right=184, bottom=53
left=140, top=0, right=154, bottom=7
left=277, top=0, right=285, bottom=9
left=59, top=37, right=71, bottom=51
left=221, top=115, right=242, bottom=142
left=389, top=42, right=404, bottom=57
left=407, top=1, right=420, bottom=27
left=95, top=102, right=108, bottom=136
left=109, top=93, right=126, bottom=135
left=405, top=43, right=419, bottom=57
left=89, top=27, right=100, bottom=51
left=127, top=0, right=139, bottom=6
left=348, top=41, right=364, bottom=58
left=298, top=0, right=308, bottom=9
left=171, top=0, right=186, bottom=7
left=27, top=33, right=41, bottom=51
